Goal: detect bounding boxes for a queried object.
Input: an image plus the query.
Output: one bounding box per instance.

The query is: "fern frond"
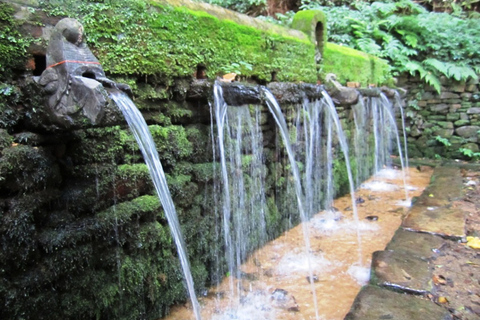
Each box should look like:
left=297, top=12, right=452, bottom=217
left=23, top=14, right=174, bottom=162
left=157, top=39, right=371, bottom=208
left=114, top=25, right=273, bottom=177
left=405, top=61, right=426, bottom=78
left=423, top=58, right=449, bottom=76
left=424, top=73, right=442, bottom=94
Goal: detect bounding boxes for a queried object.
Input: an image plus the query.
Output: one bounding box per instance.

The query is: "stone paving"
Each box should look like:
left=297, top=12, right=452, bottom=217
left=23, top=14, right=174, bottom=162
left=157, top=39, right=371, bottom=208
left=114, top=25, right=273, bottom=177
left=344, top=166, right=470, bottom=320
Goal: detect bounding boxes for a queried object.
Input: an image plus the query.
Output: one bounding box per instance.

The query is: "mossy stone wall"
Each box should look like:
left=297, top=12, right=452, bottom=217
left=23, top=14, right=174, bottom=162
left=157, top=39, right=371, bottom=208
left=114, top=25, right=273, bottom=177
left=0, top=1, right=386, bottom=319
left=399, top=75, right=480, bottom=159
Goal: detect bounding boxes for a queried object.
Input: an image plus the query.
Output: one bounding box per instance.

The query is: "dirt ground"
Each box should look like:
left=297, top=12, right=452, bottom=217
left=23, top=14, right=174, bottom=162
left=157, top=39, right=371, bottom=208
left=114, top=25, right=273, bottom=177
left=430, top=169, right=480, bottom=320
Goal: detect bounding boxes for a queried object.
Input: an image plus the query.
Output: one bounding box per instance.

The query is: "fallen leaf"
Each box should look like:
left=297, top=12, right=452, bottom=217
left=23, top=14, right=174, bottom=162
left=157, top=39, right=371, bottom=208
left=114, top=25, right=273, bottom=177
left=433, top=275, right=447, bottom=285
left=429, top=194, right=434, bottom=197
left=221, top=73, right=237, bottom=82
left=466, top=236, right=480, bottom=249
left=438, top=296, right=448, bottom=304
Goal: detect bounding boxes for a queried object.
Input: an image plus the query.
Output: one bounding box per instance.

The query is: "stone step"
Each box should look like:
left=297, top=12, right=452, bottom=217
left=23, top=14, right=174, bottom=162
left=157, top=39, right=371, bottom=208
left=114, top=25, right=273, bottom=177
left=344, top=285, right=452, bottom=320
left=402, top=166, right=466, bottom=239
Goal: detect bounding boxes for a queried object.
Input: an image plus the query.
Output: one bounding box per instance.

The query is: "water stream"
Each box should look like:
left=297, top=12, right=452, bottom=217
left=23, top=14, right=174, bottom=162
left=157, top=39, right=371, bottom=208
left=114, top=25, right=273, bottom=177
left=262, top=87, right=320, bottom=320
left=111, top=91, right=202, bottom=320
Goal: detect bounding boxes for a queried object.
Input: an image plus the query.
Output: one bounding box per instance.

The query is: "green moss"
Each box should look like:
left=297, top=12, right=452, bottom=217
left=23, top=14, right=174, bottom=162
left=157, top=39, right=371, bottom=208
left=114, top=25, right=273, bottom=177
left=291, top=10, right=327, bottom=56
left=322, top=42, right=391, bottom=86
left=149, top=125, right=192, bottom=166
left=0, top=3, right=32, bottom=81
left=37, top=0, right=316, bottom=83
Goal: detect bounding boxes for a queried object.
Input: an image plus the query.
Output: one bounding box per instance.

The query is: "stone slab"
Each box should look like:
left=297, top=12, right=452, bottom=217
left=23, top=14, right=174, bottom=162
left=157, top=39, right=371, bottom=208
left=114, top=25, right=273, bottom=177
left=402, top=206, right=466, bottom=239
left=344, top=285, right=452, bottom=320
left=371, top=250, right=432, bottom=294
left=402, top=166, right=466, bottom=239
left=386, top=228, right=445, bottom=259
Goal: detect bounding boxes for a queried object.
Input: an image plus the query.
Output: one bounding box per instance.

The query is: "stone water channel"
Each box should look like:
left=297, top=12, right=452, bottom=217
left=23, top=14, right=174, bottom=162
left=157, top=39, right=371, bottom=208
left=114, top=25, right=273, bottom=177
left=162, top=166, right=433, bottom=320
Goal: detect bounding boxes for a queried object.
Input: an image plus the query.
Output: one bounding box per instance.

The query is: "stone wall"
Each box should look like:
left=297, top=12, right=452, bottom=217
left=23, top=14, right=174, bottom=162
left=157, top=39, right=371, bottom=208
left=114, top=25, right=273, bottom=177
left=0, top=1, right=392, bottom=319
left=399, top=76, right=480, bottom=159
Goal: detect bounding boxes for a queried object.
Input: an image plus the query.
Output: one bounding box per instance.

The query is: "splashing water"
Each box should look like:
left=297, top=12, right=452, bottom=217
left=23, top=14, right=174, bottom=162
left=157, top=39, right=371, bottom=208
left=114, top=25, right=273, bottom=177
left=111, top=91, right=201, bottom=320
left=262, top=87, right=320, bottom=320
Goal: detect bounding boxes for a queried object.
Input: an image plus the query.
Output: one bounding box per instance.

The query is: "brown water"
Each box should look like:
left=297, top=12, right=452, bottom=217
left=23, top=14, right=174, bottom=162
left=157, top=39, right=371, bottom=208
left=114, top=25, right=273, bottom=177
left=162, top=167, right=433, bottom=320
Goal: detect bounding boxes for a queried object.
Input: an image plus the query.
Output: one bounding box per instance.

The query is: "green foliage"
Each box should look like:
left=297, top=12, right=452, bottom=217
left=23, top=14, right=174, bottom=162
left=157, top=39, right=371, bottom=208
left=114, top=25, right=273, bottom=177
left=0, top=3, right=32, bottom=81
left=203, top=0, right=267, bottom=15
left=303, top=0, right=479, bottom=92
left=38, top=0, right=316, bottom=83
left=435, top=135, right=451, bottom=147
left=459, top=147, right=480, bottom=159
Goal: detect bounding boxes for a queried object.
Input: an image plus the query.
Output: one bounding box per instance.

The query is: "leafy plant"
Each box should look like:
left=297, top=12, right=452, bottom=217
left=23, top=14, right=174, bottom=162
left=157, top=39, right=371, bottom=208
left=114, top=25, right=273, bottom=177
left=299, top=1, right=479, bottom=92
left=435, top=135, right=451, bottom=147
left=458, top=147, right=480, bottom=159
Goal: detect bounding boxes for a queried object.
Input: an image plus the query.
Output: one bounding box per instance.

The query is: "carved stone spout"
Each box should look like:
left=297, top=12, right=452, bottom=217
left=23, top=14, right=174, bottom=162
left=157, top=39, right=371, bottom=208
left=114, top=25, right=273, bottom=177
left=38, top=18, right=129, bottom=128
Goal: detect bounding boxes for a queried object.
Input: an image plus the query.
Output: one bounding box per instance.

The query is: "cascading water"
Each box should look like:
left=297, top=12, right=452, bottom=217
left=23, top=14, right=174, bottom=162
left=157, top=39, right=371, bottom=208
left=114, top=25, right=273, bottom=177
left=212, top=83, right=267, bottom=305
left=378, top=93, right=410, bottom=202
left=262, top=87, right=320, bottom=320
left=320, top=90, right=364, bottom=267
left=393, top=91, right=410, bottom=172
left=110, top=91, right=201, bottom=320
left=352, top=95, right=373, bottom=187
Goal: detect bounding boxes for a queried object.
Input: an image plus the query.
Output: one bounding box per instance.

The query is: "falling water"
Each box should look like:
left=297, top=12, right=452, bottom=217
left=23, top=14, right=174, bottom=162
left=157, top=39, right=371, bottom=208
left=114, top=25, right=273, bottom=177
left=352, top=96, right=373, bottom=186
left=393, top=91, right=410, bottom=171
left=110, top=91, right=201, bottom=320
left=379, top=93, right=410, bottom=202
left=320, top=90, right=364, bottom=266
left=262, top=87, right=320, bottom=320
left=212, top=82, right=268, bottom=304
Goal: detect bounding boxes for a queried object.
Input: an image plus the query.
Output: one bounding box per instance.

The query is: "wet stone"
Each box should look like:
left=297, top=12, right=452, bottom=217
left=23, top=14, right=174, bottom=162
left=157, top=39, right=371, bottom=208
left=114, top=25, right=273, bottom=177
left=403, top=166, right=466, bottom=239
left=386, top=228, right=445, bottom=259
left=344, top=285, right=453, bottom=320
left=371, top=250, right=433, bottom=294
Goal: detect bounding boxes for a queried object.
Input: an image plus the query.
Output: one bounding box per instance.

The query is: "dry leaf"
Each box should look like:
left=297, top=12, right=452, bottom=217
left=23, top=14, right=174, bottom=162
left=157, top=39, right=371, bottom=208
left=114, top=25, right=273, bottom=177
left=466, top=236, right=480, bottom=249
left=221, top=73, right=237, bottom=82
left=438, top=296, right=448, bottom=304
left=433, top=275, right=447, bottom=285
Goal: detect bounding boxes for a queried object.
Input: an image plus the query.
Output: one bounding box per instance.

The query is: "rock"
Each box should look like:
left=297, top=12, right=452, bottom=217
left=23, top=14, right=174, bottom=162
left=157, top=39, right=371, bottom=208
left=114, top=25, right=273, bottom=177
left=440, top=92, right=460, bottom=99
left=456, top=126, right=480, bottom=138
left=345, top=285, right=453, bottom=320
left=430, top=104, right=449, bottom=114
left=467, top=107, right=480, bottom=114
left=433, top=128, right=454, bottom=138
left=461, top=143, right=479, bottom=153
left=270, top=289, right=299, bottom=312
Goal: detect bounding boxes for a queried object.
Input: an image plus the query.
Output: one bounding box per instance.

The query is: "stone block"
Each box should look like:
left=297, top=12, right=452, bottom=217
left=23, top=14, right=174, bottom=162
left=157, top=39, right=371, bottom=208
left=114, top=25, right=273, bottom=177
left=371, top=250, right=432, bottom=294
left=446, top=113, right=460, bottom=121
left=410, top=125, right=421, bottom=137
left=454, top=119, right=470, bottom=127
left=461, top=142, right=479, bottom=152
left=430, top=104, right=449, bottom=114
left=344, top=286, right=453, bottom=320
left=466, top=84, right=478, bottom=92
left=417, top=100, right=428, bottom=107
left=467, top=107, right=480, bottom=114
left=449, top=104, right=461, bottom=113
left=428, top=115, right=446, bottom=121
left=427, top=99, right=441, bottom=104
left=421, top=92, right=435, bottom=100
left=440, top=92, right=460, bottom=99
left=460, top=113, right=469, bottom=120
left=437, top=121, right=454, bottom=129
left=450, top=81, right=466, bottom=93
left=456, top=125, right=480, bottom=138
left=433, top=128, right=454, bottom=138
left=461, top=92, right=472, bottom=99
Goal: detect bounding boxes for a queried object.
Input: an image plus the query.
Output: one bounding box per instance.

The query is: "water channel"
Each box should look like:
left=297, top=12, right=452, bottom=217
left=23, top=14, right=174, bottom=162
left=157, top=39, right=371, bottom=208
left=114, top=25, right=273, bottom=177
left=162, top=166, right=433, bottom=320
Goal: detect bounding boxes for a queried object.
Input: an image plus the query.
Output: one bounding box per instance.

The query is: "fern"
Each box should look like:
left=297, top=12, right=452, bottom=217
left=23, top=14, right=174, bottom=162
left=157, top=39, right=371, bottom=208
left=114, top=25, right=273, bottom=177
left=424, top=73, right=442, bottom=94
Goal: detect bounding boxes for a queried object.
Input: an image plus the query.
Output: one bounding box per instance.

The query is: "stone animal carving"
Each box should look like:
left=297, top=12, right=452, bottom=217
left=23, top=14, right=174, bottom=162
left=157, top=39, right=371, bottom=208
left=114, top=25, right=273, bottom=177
left=38, top=18, right=129, bottom=127
left=324, top=73, right=359, bottom=105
